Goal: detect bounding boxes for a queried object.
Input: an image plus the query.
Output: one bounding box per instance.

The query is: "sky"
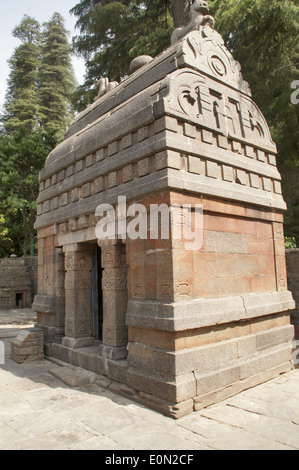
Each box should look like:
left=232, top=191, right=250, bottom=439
left=0, top=0, right=87, bottom=108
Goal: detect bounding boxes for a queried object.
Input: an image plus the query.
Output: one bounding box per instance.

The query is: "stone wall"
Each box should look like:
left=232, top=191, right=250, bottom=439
left=24, top=257, right=38, bottom=302
left=11, top=328, right=44, bottom=363
left=0, top=257, right=37, bottom=310
left=286, top=249, right=299, bottom=339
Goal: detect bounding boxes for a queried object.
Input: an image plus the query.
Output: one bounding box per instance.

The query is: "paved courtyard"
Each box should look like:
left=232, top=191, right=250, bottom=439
left=0, top=309, right=299, bottom=450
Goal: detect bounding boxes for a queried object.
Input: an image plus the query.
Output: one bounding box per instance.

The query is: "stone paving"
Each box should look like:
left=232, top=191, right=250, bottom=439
left=0, top=309, right=299, bottom=450
left=0, top=308, right=37, bottom=326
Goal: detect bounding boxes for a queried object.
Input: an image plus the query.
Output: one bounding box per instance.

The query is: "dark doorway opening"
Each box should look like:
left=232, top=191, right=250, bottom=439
left=16, top=293, right=23, bottom=308
left=92, top=245, right=103, bottom=340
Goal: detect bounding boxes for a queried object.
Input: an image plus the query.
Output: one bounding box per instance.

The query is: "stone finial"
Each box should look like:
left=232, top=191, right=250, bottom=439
left=171, top=0, right=215, bottom=44
left=94, top=77, right=119, bottom=102
left=130, top=55, right=153, bottom=74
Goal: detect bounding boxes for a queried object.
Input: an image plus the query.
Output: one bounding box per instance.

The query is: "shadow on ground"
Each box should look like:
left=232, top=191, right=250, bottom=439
left=0, top=310, right=151, bottom=415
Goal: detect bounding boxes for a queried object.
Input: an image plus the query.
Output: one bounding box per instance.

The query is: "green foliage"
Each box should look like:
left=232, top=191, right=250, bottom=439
left=0, top=128, right=57, bottom=257
left=3, top=13, right=76, bottom=139
left=12, top=14, right=41, bottom=45
left=0, top=215, right=15, bottom=258
left=285, top=237, right=297, bottom=249
left=71, top=0, right=173, bottom=108
left=284, top=237, right=297, bottom=250
left=0, top=13, right=76, bottom=256
left=38, top=13, right=77, bottom=141
left=209, top=0, right=299, bottom=242
left=3, top=16, right=41, bottom=133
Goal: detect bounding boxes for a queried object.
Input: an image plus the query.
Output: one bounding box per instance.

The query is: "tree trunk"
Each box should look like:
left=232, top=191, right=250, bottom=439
left=172, top=0, right=191, bottom=28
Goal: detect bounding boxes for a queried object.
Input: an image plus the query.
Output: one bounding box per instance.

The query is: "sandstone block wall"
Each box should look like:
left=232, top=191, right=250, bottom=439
left=11, top=328, right=44, bottom=363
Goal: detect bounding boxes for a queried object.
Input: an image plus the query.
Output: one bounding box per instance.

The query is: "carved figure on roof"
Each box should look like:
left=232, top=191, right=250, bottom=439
left=171, top=0, right=215, bottom=45
left=94, top=77, right=118, bottom=102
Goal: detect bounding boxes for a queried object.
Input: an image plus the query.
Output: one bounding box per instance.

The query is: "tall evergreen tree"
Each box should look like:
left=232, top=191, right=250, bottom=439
left=0, top=13, right=76, bottom=257
left=3, top=15, right=41, bottom=133
left=38, top=13, right=77, bottom=141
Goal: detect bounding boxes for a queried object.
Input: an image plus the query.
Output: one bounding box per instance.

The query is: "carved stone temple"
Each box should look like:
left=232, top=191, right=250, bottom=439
left=33, top=3, right=295, bottom=418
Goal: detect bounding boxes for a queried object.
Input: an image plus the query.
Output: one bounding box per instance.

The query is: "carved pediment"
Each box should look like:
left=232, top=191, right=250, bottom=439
left=177, top=27, right=251, bottom=97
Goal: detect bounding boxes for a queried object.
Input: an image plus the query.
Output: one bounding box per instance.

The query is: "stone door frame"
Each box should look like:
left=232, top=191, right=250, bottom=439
left=62, top=239, right=128, bottom=360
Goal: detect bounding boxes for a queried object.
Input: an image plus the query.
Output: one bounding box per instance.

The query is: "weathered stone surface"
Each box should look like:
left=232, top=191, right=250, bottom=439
left=49, top=365, right=96, bottom=387
left=11, top=328, right=44, bottom=363
left=126, top=291, right=295, bottom=331
left=62, top=337, right=95, bottom=349
left=203, top=231, right=248, bottom=254
left=0, top=257, right=37, bottom=310
left=255, top=324, right=294, bottom=351
left=194, top=361, right=292, bottom=412
left=127, top=368, right=196, bottom=403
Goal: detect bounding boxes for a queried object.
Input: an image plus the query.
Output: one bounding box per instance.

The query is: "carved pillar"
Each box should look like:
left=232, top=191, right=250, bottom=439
left=62, top=243, right=94, bottom=349
left=51, top=246, right=65, bottom=340
left=33, top=239, right=65, bottom=344
left=99, top=240, right=128, bottom=360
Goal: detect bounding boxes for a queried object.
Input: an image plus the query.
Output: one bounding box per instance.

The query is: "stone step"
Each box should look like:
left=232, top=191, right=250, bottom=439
left=47, top=356, right=119, bottom=395
left=49, top=363, right=97, bottom=388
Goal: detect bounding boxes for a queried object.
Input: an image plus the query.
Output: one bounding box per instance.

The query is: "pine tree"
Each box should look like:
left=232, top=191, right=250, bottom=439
left=38, top=13, right=77, bottom=141
left=0, top=13, right=76, bottom=256
left=3, top=15, right=41, bottom=133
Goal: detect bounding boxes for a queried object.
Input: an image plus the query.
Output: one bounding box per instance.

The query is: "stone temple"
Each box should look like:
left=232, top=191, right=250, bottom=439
left=33, top=2, right=295, bottom=418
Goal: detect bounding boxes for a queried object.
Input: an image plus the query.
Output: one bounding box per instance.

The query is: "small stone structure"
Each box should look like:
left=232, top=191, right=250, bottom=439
left=11, top=328, right=44, bottom=363
left=286, top=250, right=299, bottom=339
left=0, top=257, right=37, bottom=310
left=33, top=2, right=295, bottom=417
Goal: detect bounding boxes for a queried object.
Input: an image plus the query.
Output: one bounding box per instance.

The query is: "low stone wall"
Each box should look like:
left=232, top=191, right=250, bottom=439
left=11, top=328, right=44, bottom=363
left=286, top=249, right=299, bottom=339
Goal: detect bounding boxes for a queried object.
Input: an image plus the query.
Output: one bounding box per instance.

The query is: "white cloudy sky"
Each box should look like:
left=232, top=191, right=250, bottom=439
left=0, top=0, right=86, bottom=108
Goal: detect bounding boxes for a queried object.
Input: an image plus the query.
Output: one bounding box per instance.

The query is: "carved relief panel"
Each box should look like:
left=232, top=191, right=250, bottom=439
left=161, top=68, right=275, bottom=151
